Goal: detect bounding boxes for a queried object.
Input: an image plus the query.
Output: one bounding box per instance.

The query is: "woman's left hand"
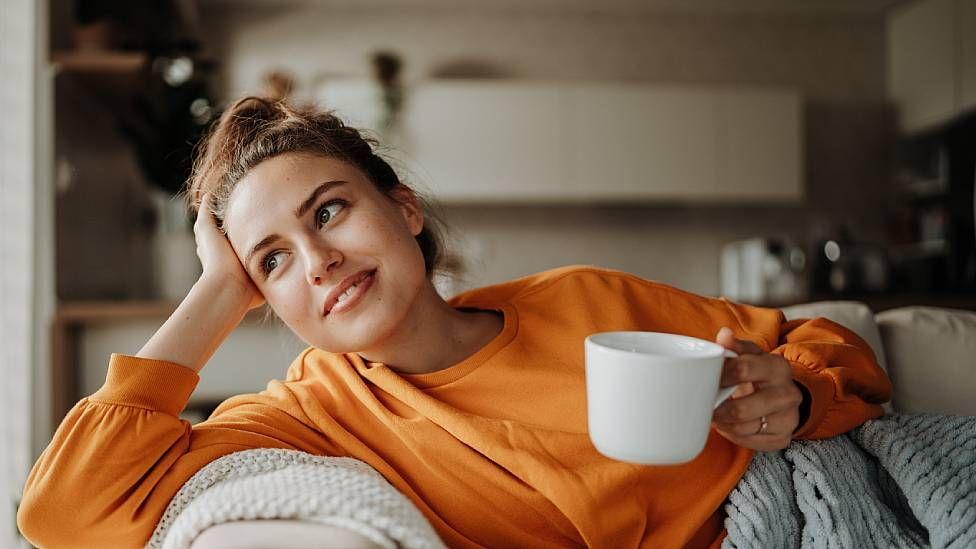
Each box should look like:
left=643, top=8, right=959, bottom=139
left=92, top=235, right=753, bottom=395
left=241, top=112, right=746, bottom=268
left=711, top=327, right=804, bottom=452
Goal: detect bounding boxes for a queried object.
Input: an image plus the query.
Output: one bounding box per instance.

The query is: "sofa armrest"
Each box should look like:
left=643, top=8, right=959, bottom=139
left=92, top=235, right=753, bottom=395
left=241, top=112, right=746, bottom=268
left=876, top=306, right=976, bottom=416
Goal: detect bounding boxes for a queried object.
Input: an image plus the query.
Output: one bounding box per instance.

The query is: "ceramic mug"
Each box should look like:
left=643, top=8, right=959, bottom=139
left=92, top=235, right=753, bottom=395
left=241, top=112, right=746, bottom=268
left=584, top=331, right=738, bottom=465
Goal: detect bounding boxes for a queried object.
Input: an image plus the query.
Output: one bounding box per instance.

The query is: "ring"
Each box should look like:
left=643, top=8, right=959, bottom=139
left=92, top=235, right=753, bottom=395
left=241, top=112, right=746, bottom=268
left=757, top=415, right=769, bottom=435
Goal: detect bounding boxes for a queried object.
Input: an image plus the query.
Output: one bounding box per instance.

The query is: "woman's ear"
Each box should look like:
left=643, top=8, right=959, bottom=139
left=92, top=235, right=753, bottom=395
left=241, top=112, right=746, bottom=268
left=389, top=185, right=424, bottom=237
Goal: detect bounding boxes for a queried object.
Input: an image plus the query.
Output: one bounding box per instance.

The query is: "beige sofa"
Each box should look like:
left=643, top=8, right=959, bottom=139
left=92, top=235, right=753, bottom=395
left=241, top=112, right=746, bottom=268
left=187, top=303, right=976, bottom=548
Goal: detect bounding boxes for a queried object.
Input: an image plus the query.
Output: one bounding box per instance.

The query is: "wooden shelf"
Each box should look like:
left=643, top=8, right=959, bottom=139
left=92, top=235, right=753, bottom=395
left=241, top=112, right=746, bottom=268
left=56, top=300, right=178, bottom=321
left=51, top=50, right=147, bottom=74
left=56, top=300, right=270, bottom=324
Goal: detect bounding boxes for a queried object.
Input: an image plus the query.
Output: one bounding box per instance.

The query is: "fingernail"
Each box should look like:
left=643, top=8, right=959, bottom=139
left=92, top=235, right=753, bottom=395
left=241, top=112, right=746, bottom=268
left=717, top=326, right=733, bottom=339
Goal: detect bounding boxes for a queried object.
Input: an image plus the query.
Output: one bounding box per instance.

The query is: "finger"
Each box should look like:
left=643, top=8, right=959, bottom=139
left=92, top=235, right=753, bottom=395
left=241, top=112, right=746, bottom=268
left=720, top=354, right=792, bottom=388
left=712, top=383, right=802, bottom=424
left=716, top=327, right=764, bottom=355
left=730, top=381, right=755, bottom=399
left=714, top=407, right=799, bottom=440
left=713, top=421, right=793, bottom=451
left=195, top=192, right=222, bottom=235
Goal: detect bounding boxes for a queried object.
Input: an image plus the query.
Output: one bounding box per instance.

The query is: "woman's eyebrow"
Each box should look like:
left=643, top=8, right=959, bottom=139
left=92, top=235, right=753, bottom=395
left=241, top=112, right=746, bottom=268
left=245, top=234, right=280, bottom=270
left=295, top=180, right=348, bottom=218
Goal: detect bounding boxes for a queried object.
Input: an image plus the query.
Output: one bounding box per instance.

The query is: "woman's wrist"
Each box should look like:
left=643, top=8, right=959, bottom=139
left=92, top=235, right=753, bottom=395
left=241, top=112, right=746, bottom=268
left=136, top=275, right=252, bottom=372
left=792, top=380, right=812, bottom=435
left=197, top=273, right=254, bottom=308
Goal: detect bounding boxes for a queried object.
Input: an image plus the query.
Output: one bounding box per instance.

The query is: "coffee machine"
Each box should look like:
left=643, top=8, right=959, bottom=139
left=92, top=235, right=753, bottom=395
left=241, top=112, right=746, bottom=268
left=720, top=237, right=807, bottom=305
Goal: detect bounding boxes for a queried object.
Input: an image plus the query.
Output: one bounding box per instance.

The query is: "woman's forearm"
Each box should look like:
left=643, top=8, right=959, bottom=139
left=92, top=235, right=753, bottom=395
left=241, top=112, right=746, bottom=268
left=137, top=275, right=253, bottom=372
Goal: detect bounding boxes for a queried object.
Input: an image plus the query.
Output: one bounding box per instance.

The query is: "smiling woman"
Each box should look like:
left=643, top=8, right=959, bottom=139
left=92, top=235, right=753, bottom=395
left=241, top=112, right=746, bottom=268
left=18, top=97, right=893, bottom=549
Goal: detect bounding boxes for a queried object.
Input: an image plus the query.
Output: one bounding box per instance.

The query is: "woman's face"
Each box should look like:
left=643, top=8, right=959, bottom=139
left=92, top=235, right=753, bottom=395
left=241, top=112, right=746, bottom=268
left=222, top=152, right=427, bottom=353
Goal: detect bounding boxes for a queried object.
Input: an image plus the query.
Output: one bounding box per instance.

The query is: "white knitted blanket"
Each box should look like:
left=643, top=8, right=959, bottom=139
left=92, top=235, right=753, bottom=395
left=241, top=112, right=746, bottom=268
left=147, top=449, right=446, bottom=549
left=723, top=413, right=976, bottom=548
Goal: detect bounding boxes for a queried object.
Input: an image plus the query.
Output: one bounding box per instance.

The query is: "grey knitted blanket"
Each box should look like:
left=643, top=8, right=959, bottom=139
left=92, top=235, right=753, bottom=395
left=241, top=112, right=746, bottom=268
left=723, top=413, right=976, bottom=549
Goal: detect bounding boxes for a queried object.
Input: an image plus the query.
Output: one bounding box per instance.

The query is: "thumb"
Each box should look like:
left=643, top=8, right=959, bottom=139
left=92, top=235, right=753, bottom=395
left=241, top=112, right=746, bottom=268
left=715, top=326, right=763, bottom=355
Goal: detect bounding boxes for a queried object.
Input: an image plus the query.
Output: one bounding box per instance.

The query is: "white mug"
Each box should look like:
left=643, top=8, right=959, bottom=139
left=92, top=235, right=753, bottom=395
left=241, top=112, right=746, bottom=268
left=584, top=331, right=738, bottom=465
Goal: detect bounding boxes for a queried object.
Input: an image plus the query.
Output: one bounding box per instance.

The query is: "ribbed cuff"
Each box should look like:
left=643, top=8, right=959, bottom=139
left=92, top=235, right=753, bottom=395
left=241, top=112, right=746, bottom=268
left=91, top=354, right=200, bottom=416
left=789, top=361, right=833, bottom=440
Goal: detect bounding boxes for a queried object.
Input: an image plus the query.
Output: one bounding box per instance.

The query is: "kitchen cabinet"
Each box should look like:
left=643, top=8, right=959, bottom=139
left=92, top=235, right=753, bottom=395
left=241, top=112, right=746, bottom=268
left=564, top=86, right=722, bottom=201
left=320, top=80, right=803, bottom=203
left=405, top=83, right=570, bottom=202
left=887, top=0, right=976, bottom=133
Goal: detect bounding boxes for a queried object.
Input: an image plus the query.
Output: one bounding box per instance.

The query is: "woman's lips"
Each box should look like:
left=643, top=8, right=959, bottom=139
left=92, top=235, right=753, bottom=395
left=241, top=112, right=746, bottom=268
left=324, top=269, right=376, bottom=317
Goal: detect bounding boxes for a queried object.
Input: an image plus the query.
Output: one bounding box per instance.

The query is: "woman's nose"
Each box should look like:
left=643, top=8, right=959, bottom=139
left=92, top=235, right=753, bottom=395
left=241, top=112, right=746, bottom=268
left=305, top=248, right=341, bottom=286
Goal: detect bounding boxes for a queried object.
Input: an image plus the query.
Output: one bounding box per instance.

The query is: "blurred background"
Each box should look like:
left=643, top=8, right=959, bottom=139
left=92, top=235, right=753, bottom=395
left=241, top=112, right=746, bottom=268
left=2, top=0, right=975, bottom=543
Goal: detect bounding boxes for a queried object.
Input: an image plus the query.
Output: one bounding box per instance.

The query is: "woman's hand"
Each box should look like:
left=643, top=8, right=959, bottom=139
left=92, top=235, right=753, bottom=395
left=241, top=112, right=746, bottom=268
left=711, top=327, right=804, bottom=452
left=194, top=192, right=266, bottom=311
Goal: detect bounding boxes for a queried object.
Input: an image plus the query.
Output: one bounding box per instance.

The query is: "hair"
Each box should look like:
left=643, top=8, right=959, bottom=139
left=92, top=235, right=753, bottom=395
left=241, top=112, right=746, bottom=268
left=184, top=96, right=450, bottom=280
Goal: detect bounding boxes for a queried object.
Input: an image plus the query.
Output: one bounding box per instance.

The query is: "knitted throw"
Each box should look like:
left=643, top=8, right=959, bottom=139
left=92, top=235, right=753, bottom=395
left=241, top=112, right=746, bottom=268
left=723, top=413, right=976, bottom=548
left=147, top=449, right=446, bottom=549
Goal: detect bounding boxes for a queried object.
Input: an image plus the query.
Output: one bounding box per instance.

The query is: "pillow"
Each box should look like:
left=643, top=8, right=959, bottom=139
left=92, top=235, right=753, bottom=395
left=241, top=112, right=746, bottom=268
left=875, top=306, right=976, bottom=416
left=780, top=301, right=892, bottom=414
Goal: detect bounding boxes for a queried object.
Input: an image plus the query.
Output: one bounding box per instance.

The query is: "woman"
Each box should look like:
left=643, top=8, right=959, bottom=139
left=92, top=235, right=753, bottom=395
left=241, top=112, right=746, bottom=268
left=17, top=97, right=892, bottom=548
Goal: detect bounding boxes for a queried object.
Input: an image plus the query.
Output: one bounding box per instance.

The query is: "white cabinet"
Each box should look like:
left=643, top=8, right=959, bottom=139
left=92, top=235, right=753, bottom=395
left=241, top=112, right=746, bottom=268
left=319, top=80, right=803, bottom=203
left=887, top=0, right=976, bottom=133
left=404, top=83, right=569, bottom=201
left=887, top=0, right=955, bottom=133
left=562, top=85, right=801, bottom=202
left=565, top=86, right=722, bottom=200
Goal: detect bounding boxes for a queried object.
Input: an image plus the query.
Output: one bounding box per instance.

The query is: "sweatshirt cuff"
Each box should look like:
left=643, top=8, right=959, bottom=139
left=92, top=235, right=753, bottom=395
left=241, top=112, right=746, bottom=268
left=789, top=361, right=834, bottom=439
left=91, top=353, right=200, bottom=417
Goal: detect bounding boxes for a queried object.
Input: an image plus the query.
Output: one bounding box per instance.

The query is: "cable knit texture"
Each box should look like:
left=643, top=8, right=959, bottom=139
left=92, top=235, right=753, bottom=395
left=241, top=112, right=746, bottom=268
left=148, top=449, right=446, bottom=549
left=723, top=413, right=976, bottom=548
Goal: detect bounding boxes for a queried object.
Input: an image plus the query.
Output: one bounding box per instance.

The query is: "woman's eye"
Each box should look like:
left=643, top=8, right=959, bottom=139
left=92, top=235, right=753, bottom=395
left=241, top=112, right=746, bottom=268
left=317, top=200, right=345, bottom=227
left=262, top=251, right=286, bottom=275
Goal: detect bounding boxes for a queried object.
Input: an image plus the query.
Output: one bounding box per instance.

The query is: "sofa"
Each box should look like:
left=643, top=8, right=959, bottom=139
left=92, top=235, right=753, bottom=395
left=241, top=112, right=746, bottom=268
left=185, top=303, right=976, bottom=549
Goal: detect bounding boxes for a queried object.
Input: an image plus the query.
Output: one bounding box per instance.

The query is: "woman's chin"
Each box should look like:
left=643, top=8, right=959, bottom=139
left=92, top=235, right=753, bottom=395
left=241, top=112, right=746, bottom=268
left=309, top=314, right=394, bottom=356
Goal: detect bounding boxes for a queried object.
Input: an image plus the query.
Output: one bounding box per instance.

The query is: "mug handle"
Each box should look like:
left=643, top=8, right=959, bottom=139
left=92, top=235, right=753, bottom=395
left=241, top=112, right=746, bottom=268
left=714, top=349, right=738, bottom=409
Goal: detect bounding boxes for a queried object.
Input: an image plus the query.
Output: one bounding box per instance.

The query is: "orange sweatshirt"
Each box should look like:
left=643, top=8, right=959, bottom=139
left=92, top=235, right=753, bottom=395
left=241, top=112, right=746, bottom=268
left=18, top=266, right=892, bottom=548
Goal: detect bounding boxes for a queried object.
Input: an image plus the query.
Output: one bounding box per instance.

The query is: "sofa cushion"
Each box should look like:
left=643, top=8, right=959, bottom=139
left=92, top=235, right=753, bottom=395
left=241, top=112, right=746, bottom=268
left=875, top=306, right=976, bottom=416
left=780, top=301, right=892, bottom=414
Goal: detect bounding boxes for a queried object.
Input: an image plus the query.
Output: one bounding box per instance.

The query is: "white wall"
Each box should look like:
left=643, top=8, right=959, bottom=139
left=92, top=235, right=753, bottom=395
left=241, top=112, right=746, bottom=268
left=2, top=0, right=51, bottom=544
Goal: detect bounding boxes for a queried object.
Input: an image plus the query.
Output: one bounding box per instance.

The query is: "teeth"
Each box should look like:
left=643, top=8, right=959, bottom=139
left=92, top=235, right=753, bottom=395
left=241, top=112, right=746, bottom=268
left=330, top=272, right=372, bottom=311
left=335, top=283, right=358, bottom=304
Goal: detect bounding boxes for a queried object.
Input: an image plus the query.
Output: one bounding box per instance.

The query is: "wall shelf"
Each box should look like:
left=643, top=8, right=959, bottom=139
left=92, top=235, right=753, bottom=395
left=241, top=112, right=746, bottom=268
left=51, top=50, right=147, bottom=74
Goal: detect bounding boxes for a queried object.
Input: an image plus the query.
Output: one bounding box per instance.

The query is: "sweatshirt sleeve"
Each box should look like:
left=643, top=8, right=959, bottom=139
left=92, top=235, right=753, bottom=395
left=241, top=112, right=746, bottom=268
left=17, top=352, right=335, bottom=549
left=771, top=316, right=893, bottom=440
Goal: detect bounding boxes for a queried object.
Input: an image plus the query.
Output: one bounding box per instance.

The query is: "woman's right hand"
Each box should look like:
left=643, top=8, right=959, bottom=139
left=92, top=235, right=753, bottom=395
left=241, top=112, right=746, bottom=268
left=194, top=192, right=266, bottom=311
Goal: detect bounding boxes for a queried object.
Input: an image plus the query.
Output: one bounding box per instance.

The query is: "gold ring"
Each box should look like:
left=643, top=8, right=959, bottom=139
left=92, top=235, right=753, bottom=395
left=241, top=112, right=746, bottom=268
left=757, top=415, right=769, bottom=435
